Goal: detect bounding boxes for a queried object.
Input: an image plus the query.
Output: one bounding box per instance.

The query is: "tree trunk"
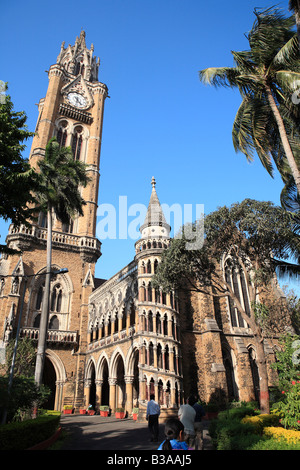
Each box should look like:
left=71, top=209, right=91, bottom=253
left=34, top=207, right=52, bottom=386
left=253, top=334, right=270, bottom=414
left=265, top=84, right=300, bottom=195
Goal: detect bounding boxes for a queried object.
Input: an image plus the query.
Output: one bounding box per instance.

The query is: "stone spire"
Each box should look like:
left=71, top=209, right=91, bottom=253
left=140, top=177, right=170, bottom=239
left=56, top=30, right=99, bottom=82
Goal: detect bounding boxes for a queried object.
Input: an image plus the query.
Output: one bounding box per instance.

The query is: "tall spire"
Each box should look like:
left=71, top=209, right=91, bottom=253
left=140, top=177, right=170, bottom=239
left=56, top=31, right=100, bottom=82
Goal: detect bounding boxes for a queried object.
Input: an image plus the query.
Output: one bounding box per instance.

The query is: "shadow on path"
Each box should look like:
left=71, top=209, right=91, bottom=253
left=59, top=415, right=213, bottom=451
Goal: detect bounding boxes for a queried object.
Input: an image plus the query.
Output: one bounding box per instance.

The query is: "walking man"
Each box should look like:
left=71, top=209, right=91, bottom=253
left=178, top=396, right=196, bottom=448
left=146, top=394, right=160, bottom=442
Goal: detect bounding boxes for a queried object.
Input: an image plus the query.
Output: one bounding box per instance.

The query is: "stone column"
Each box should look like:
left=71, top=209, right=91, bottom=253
left=125, top=376, right=134, bottom=414
left=95, top=379, right=103, bottom=409
left=84, top=379, right=91, bottom=408
left=109, top=378, right=117, bottom=413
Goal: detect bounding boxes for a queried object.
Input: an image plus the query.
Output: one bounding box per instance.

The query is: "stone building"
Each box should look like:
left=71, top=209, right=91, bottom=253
left=0, top=32, right=283, bottom=416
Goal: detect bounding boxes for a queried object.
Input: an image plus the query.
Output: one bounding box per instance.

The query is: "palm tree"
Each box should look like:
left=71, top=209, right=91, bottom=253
left=34, top=138, right=89, bottom=386
left=289, top=0, right=300, bottom=50
left=199, top=7, right=300, bottom=195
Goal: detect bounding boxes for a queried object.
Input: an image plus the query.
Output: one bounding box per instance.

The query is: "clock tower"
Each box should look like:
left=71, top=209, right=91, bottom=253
left=0, top=31, right=108, bottom=411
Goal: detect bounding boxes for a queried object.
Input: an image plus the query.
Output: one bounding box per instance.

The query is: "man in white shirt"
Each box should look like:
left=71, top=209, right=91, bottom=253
left=178, top=396, right=196, bottom=448
left=146, top=394, right=160, bottom=442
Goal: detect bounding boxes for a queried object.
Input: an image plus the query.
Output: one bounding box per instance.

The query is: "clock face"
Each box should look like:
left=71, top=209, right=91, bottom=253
left=67, top=92, right=87, bottom=108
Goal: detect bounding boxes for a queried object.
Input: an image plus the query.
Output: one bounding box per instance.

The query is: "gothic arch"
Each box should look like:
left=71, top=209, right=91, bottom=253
left=85, top=356, right=97, bottom=381
left=45, top=349, right=67, bottom=383
left=96, top=352, right=110, bottom=379
left=27, top=264, right=73, bottom=328
left=109, top=347, right=126, bottom=378
left=125, top=342, right=140, bottom=376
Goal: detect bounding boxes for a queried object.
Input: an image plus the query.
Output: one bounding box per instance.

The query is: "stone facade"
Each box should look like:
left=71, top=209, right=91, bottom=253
left=0, top=32, right=284, bottom=416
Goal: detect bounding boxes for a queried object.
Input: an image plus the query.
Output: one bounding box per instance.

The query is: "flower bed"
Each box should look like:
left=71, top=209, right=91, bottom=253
left=209, top=403, right=300, bottom=450
left=264, top=426, right=300, bottom=446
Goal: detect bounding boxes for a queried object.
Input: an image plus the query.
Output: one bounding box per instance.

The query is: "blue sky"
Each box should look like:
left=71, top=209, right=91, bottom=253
left=1, top=0, right=298, bottom=293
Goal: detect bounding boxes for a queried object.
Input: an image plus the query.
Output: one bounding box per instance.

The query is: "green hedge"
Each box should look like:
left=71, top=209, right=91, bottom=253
left=0, top=413, right=61, bottom=450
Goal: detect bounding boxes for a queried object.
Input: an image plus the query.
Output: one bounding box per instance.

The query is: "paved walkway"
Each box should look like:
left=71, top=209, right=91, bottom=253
left=59, top=414, right=213, bottom=451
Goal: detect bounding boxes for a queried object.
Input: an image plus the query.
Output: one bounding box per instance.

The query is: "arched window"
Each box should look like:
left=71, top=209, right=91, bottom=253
left=75, top=61, right=81, bottom=75
left=56, top=120, right=68, bottom=148
left=148, top=310, right=153, bottom=332
left=71, top=126, right=83, bottom=160
left=49, top=315, right=59, bottom=329
left=147, top=282, right=152, bottom=302
left=157, top=344, right=163, bottom=369
left=36, top=284, right=44, bottom=310
left=224, top=257, right=250, bottom=329
left=147, top=260, right=151, bottom=274
left=50, top=284, right=63, bottom=313
left=149, top=342, right=154, bottom=366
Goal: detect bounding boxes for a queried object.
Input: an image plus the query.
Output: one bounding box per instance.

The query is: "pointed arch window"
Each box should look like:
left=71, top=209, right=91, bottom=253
left=75, top=62, right=81, bottom=76
left=36, top=284, right=44, bottom=310
left=71, top=126, right=83, bottom=160
left=56, top=120, right=68, bottom=148
left=224, top=257, right=250, bottom=329
left=50, top=284, right=63, bottom=313
left=49, top=315, right=59, bottom=329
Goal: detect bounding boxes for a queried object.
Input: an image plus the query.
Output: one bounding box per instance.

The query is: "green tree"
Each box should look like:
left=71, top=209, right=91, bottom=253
left=5, top=337, right=36, bottom=377
left=0, top=83, right=37, bottom=251
left=199, top=7, right=300, bottom=195
left=33, top=137, right=90, bottom=386
left=271, top=333, right=300, bottom=391
left=153, top=199, right=299, bottom=413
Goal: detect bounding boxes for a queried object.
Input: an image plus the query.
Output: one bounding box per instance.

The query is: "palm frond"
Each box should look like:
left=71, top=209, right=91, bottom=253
left=272, top=34, right=299, bottom=69
left=198, top=67, right=239, bottom=88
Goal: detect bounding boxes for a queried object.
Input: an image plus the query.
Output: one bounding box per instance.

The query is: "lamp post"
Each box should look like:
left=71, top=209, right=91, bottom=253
left=1, top=267, right=68, bottom=424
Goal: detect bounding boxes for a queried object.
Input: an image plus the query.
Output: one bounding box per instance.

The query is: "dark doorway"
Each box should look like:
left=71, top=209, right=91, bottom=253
left=43, top=357, right=56, bottom=410
left=89, top=363, right=96, bottom=409
left=101, top=360, right=109, bottom=406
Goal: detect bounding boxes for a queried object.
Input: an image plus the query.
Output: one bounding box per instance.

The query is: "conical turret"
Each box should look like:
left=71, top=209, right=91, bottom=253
left=140, top=177, right=170, bottom=240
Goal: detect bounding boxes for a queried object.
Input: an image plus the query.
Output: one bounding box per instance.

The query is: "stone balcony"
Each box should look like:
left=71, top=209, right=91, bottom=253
left=20, top=327, right=78, bottom=345
left=6, top=224, right=101, bottom=263
left=87, top=326, right=135, bottom=352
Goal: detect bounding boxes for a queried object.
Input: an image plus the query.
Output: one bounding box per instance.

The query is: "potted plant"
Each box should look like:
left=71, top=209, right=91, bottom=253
left=132, top=407, right=139, bottom=420
left=87, top=404, right=95, bottom=415
left=63, top=405, right=73, bottom=415
left=115, top=407, right=126, bottom=419
left=100, top=405, right=110, bottom=417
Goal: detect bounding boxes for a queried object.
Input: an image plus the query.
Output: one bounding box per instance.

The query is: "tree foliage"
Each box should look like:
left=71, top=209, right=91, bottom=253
left=153, top=199, right=299, bottom=413
left=199, top=7, right=300, bottom=195
left=35, top=137, right=90, bottom=223
left=0, top=84, right=37, bottom=251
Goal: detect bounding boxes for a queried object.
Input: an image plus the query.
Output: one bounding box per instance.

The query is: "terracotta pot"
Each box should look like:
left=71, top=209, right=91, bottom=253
left=87, top=410, right=95, bottom=415
left=63, top=409, right=72, bottom=414
left=132, top=413, right=138, bottom=421
left=115, top=411, right=125, bottom=419
left=79, top=409, right=86, bottom=415
left=100, top=410, right=109, bottom=417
